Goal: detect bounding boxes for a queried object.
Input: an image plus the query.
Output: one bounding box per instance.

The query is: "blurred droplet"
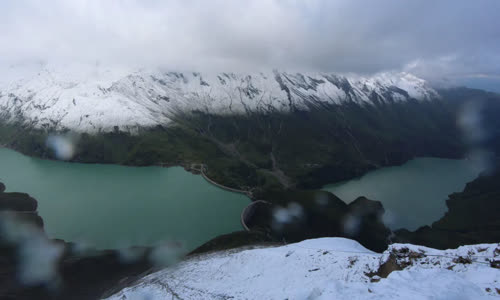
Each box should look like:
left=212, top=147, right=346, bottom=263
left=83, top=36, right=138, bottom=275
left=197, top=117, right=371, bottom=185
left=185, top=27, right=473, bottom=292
left=457, top=101, right=485, bottom=145
left=0, top=213, right=64, bottom=286
left=342, top=214, right=361, bottom=236
left=382, top=209, right=397, bottom=228
left=46, top=135, right=75, bottom=160
left=119, top=247, right=147, bottom=264
left=314, top=194, right=329, bottom=207
left=466, top=148, right=494, bottom=175
left=18, top=235, right=64, bottom=286
left=272, top=202, right=304, bottom=230
left=149, top=242, right=183, bottom=267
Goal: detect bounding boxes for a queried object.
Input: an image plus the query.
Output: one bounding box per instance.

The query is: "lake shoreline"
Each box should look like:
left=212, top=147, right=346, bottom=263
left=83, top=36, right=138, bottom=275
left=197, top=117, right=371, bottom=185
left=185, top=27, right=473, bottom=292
left=3, top=142, right=494, bottom=249
left=0, top=147, right=250, bottom=251
left=323, top=157, right=486, bottom=231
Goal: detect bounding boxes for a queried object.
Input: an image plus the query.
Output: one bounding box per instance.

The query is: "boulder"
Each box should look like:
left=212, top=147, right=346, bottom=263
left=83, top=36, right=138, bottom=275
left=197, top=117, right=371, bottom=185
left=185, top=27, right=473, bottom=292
left=0, top=192, right=38, bottom=212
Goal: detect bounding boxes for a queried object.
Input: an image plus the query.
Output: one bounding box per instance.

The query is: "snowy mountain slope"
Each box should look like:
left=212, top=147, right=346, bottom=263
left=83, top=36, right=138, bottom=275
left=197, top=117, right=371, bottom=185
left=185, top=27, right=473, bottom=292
left=106, top=238, right=500, bottom=300
left=0, top=64, right=439, bottom=133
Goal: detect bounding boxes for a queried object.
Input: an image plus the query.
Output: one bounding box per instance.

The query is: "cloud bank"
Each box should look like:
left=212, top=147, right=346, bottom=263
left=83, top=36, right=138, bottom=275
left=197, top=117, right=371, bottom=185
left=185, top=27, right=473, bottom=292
left=1, top=0, right=499, bottom=81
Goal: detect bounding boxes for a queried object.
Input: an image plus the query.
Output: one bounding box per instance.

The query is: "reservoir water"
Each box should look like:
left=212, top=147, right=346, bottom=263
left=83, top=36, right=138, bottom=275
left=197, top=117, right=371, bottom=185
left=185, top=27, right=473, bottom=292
left=323, top=157, right=484, bottom=231
left=0, top=147, right=249, bottom=250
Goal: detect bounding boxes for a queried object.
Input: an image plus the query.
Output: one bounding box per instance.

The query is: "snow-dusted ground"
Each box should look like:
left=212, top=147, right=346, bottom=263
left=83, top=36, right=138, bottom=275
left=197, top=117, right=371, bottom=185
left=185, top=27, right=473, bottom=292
left=106, top=238, right=500, bottom=300
left=0, top=63, right=439, bottom=133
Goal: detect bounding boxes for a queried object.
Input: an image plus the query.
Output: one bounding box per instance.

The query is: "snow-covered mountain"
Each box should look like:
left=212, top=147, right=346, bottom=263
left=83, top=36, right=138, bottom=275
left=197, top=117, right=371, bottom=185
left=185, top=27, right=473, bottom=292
left=0, top=64, right=439, bottom=133
left=106, top=238, right=500, bottom=299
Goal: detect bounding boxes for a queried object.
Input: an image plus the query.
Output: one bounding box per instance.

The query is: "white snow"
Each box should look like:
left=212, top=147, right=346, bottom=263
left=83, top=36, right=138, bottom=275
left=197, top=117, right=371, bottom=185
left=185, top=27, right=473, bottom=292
left=0, top=64, right=440, bottom=133
left=105, top=238, right=500, bottom=300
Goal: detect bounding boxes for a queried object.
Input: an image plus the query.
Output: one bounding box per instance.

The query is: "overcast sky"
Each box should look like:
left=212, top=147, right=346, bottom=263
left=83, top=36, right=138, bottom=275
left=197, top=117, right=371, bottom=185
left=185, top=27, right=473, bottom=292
left=1, top=0, right=500, bottom=86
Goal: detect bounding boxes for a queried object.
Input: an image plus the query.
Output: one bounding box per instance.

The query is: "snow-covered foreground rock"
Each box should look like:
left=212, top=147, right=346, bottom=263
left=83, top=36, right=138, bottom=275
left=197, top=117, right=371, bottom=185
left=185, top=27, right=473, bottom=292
left=106, top=238, right=500, bottom=300
left=0, top=64, right=438, bottom=132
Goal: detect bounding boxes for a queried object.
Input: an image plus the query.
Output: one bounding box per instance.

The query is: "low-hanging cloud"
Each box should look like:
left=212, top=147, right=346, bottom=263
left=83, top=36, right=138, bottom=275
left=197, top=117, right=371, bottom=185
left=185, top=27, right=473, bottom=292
left=1, top=0, right=499, bottom=81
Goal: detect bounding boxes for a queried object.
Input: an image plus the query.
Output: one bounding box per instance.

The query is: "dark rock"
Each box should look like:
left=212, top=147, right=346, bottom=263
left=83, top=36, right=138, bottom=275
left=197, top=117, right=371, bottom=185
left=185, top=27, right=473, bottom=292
left=190, top=231, right=276, bottom=255
left=0, top=211, right=44, bottom=229
left=490, top=260, right=500, bottom=269
left=0, top=192, right=38, bottom=211
left=344, top=197, right=391, bottom=252
left=0, top=183, right=153, bottom=300
left=245, top=190, right=391, bottom=252
left=453, top=256, right=472, bottom=264
left=365, top=253, right=403, bottom=279
left=347, top=196, right=384, bottom=215
left=0, top=182, right=5, bottom=193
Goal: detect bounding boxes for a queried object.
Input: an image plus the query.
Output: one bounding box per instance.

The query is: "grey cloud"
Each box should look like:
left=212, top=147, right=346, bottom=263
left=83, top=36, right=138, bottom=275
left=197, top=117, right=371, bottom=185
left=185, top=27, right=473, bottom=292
left=0, top=0, right=499, bottom=82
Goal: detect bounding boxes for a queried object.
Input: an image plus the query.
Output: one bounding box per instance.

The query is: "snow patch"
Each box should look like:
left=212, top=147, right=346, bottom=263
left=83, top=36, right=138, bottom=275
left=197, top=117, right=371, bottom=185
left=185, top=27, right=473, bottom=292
left=0, top=64, right=440, bottom=133
left=106, top=238, right=500, bottom=299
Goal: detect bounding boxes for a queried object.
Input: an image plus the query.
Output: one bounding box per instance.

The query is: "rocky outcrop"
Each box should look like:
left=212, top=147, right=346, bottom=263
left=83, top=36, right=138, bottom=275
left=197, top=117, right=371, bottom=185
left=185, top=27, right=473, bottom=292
left=0, top=184, right=43, bottom=228
left=0, top=192, right=38, bottom=212
left=0, top=182, right=154, bottom=300
left=345, top=197, right=392, bottom=252
left=242, top=190, right=391, bottom=252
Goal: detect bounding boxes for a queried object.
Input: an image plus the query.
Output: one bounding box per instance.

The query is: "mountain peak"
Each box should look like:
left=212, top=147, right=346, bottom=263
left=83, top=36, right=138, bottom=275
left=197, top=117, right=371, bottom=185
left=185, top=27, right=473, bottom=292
left=0, top=65, right=439, bottom=133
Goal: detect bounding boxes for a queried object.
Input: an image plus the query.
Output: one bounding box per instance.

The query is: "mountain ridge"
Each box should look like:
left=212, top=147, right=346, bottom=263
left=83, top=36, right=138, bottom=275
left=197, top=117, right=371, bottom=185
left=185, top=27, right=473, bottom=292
left=0, top=65, right=438, bottom=132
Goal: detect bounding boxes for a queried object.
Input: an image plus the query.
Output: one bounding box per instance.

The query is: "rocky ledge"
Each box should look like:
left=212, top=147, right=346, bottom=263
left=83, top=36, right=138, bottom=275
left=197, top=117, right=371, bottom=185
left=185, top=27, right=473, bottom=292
left=241, top=191, right=391, bottom=252
left=0, top=183, right=154, bottom=300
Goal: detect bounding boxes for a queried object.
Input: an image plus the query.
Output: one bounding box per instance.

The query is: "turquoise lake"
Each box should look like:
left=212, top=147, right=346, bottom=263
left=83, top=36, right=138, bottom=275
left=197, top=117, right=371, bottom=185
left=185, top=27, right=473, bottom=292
left=0, top=147, right=249, bottom=250
left=323, top=157, right=484, bottom=230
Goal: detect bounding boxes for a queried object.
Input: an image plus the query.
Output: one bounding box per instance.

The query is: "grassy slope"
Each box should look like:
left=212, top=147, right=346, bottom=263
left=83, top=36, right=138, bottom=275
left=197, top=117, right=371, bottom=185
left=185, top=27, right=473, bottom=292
left=0, top=96, right=469, bottom=191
